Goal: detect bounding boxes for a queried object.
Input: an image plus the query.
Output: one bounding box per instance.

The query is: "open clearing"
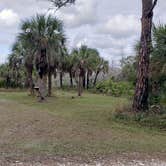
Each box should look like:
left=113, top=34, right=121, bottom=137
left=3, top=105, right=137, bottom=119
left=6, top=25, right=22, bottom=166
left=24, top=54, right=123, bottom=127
left=0, top=90, right=165, bottom=165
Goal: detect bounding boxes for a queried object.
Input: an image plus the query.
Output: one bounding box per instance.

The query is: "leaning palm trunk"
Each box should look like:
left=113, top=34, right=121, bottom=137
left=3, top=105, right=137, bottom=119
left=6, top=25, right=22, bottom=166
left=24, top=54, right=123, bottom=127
left=93, top=70, right=100, bottom=86
left=133, top=0, right=157, bottom=112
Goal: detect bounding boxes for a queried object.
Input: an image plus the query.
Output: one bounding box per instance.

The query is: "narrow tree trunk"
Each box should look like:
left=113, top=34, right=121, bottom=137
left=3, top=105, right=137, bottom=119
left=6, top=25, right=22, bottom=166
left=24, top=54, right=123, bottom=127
left=27, top=67, right=34, bottom=96
left=48, top=70, right=52, bottom=97
left=77, top=68, right=84, bottom=97
left=69, top=71, right=73, bottom=88
left=87, top=71, right=90, bottom=89
left=60, top=71, right=63, bottom=88
left=37, top=48, right=48, bottom=101
left=83, top=73, right=86, bottom=89
left=78, top=76, right=83, bottom=96
left=133, top=0, right=157, bottom=112
left=6, top=75, right=10, bottom=89
left=93, top=71, right=99, bottom=86
left=38, top=75, right=47, bottom=102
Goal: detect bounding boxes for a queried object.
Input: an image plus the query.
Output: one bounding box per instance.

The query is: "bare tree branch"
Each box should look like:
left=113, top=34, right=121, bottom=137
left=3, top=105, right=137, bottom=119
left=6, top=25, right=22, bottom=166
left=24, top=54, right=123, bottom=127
left=48, top=0, right=75, bottom=9
left=146, top=0, right=158, bottom=18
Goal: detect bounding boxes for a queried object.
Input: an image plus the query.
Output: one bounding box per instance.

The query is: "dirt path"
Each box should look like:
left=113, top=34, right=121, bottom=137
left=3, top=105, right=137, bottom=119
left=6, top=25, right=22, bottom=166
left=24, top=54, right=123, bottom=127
left=0, top=153, right=166, bottom=166
left=0, top=158, right=166, bottom=166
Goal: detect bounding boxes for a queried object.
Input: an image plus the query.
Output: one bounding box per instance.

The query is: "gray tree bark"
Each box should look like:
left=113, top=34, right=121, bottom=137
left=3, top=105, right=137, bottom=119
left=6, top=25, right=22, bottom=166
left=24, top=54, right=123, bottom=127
left=133, top=0, right=158, bottom=112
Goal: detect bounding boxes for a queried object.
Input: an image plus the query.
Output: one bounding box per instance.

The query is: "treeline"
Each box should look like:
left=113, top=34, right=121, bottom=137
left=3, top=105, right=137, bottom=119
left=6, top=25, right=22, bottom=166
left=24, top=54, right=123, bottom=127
left=0, top=14, right=109, bottom=98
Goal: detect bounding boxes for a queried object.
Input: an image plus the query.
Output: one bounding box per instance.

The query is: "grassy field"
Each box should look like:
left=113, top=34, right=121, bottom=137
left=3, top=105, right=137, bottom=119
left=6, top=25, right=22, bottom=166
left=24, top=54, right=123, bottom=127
left=0, top=90, right=166, bottom=160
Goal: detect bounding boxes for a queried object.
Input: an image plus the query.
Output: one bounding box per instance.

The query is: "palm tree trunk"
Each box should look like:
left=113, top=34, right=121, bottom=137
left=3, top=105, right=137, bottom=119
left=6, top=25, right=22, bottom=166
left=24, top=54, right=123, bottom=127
left=78, top=76, right=83, bottom=96
left=83, top=73, right=86, bottom=89
left=38, top=75, right=47, bottom=101
left=69, top=71, right=73, bottom=88
left=93, top=71, right=100, bottom=86
left=87, top=71, right=90, bottom=89
left=60, top=71, right=63, bottom=88
left=133, top=0, right=157, bottom=112
left=27, top=67, right=34, bottom=95
left=48, top=70, right=52, bottom=97
left=6, top=75, right=10, bottom=89
left=16, top=71, right=18, bottom=87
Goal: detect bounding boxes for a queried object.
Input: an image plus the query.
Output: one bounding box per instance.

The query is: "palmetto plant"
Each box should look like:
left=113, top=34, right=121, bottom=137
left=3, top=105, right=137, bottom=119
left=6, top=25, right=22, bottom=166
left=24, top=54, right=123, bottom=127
left=18, top=14, right=66, bottom=97
left=93, top=57, right=109, bottom=86
left=8, top=42, right=25, bottom=87
left=70, top=45, right=109, bottom=96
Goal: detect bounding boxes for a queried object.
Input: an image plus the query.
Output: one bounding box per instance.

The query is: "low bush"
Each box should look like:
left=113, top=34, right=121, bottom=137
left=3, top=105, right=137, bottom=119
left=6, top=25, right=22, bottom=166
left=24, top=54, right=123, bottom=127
left=95, top=79, right=134, bottom=97
left=0, top=79, right=6, bottom=88
left=0, top=79, right=24, bottom=89
left=112, top=103, right=166, bottom=130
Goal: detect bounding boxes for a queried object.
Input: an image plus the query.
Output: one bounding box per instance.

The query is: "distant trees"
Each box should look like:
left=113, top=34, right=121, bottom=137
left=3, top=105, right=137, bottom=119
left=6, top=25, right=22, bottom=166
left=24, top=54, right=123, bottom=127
left=120, top=56, right=137, bottom=84
left=149, top=25, right=166, bottom=104
left=70, top=45, right=109, bottom=96
left=0, top=13, right=109, bottom=98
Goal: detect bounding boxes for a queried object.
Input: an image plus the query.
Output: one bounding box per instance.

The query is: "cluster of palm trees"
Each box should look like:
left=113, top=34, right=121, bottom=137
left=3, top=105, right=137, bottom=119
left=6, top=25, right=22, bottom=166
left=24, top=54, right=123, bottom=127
left=7, top=14, right=108, bottom=98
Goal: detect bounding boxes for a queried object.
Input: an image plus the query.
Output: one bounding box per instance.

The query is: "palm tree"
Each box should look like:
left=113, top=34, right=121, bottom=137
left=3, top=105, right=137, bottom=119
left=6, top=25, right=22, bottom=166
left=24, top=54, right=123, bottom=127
left=71, top=48, right=86, bottom=96
left=10, top=41, right=35, bottom=94
left=72, top=45, right=98, bottom=89
left=71, top=45, right=109, bottom=95
left=93, top=57, right=109, bottom=86
left=18, top=14, right=66, bottom=98
left=65, top=54, right=75, bottom=87
left=8, top=42, right=25, bottom=88
left=0, top=63, right=11, bottom=88
left=85, top=48, right=101, bottom=89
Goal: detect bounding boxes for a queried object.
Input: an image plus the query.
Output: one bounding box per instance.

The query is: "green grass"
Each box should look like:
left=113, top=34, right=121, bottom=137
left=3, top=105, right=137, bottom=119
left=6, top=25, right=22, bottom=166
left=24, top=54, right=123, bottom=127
left=0, top=90, right=165, bottom=158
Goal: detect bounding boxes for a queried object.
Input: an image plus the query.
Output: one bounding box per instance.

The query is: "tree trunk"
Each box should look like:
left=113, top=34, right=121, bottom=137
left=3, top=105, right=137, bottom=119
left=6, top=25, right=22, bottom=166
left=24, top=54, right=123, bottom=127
left=36, top=48, right=48, bottom=101
left=27, top=67, right=34, bottom=96
left=60, top=71, right=63, bottom=88
left=83, top=73, right=86, bottom=89
left=48, top=70, right=52, bottom=97
left=87, top=71, right=90, bottom=89
left=77, top=67, right=84, bottom=96
left=69, top=71, right=73, bottom=88
left=78, top=76, right=83, bottom=96
left=38, top=75, right=47, bottom=102
left=93, top=71, right=99, bottom=86
left=133, top=0, right=157, bottom=112
left=6, top=75, right=10, bottom=89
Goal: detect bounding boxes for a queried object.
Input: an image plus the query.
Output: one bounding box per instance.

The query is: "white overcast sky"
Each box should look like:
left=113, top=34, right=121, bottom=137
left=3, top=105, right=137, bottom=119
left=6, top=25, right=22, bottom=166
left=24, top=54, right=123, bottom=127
left=0, top=0, right=166, bottom=65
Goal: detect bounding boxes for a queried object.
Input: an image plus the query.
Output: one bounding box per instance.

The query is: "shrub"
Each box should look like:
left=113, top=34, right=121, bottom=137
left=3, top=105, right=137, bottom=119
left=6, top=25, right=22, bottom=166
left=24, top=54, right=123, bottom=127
left=0, top=79, right=23, bottom=89
left=95, top=79, right=134, bottom=97
left=0, top=79, right=6, bottom=88
left=112, top=103, right=166, bottom=130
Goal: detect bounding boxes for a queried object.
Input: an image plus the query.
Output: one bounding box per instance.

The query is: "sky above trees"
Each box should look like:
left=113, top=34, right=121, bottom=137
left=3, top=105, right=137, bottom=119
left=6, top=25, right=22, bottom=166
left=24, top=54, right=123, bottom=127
left=0, top=0, right=166, bottom=65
